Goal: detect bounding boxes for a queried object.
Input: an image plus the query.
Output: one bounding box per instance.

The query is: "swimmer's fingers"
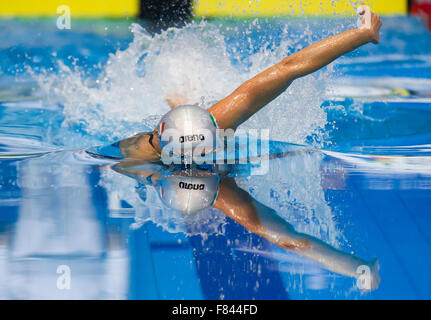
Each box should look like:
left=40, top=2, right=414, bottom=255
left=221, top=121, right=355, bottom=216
left=370, top=12, right=382, bottom=44
left=357, top=4, right=371, bottom=26
left=357, top=3, right=367, bottom=16
left=358, top=4, right=382, bottom=44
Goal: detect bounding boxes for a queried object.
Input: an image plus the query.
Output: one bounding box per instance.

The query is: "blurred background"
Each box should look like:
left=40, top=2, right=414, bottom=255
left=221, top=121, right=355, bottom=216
left=0, top=1, right=429, bottom=24
left=0, top=0, right=426, bottom=22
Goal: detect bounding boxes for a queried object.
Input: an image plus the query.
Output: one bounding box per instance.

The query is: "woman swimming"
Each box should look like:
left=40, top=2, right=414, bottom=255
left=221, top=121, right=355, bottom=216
left=119, top=5, right=382, bottom=161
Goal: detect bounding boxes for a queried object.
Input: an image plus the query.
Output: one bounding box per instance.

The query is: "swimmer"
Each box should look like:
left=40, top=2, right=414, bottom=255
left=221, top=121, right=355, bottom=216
left=111, top=160, right=380, bottom=291
left=119, top=5, right=382, bottom=161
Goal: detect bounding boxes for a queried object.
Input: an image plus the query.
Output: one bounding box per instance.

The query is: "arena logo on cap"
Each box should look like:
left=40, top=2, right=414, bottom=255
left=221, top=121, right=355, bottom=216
left=178, top=181, right=205, bottom=190
left=179, top=134, right=206, bottom=143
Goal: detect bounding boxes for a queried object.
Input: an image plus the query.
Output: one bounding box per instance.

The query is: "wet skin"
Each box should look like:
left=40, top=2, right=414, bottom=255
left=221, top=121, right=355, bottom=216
left=119, top=6, right=382, bottom=160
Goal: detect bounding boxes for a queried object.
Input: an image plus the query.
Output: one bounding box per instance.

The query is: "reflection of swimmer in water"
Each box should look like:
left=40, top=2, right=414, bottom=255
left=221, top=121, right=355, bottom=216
left=118, top=6, right=382, bottom=161
left=112, top=160, right=380, bottom=291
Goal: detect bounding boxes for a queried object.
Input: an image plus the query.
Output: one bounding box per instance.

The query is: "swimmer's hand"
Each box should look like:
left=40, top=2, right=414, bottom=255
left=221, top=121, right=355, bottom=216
left=358, top=5, right=382, bottom=44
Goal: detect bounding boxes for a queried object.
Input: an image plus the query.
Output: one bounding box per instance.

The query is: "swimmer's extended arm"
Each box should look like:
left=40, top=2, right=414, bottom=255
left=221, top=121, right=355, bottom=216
left=208, top=6, right=382, bottom=130
left=213, top=177, right=380, bottom=289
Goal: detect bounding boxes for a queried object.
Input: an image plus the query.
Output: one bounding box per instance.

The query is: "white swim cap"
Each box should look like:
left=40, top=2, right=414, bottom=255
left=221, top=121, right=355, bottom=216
left=157, top=105, right=219, bottom=162
left=158, top=172, right=220, bottom=214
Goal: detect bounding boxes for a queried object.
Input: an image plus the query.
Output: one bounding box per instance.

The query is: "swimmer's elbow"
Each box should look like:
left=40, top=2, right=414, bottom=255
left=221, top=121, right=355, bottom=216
left=281, top=55, right=311, bottom=80
left=234, top=83, right=258, bottom=104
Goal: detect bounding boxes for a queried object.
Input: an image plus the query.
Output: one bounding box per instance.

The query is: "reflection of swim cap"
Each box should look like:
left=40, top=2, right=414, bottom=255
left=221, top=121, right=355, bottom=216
left=158, top=172, right=220, bottom=214
left=157, top=105, right=219, bottom=161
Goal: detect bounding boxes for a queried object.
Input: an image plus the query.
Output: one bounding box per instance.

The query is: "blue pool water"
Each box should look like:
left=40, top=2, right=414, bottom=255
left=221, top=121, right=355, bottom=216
left=0, top=16, right=431, bottom=299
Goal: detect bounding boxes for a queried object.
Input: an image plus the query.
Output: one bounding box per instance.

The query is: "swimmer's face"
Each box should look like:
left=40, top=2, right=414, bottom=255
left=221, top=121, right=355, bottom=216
left=139, top=132, right=162, bottom=159
left=119, top=132, right=161, bottom=160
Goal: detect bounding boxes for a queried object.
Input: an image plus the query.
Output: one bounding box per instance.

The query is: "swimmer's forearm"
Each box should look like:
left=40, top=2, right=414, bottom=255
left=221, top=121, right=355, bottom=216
left=285, top=4, right=383, bottom=79
left=209, top=7, right=381, bottom=130
left=285, top=27, right=373, bottom=79
left=209, top=29, right=373, bottom=130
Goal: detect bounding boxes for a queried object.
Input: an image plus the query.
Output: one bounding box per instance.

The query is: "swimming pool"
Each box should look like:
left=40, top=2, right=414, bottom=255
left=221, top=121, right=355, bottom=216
left=0, top=15, right=431, bottom=299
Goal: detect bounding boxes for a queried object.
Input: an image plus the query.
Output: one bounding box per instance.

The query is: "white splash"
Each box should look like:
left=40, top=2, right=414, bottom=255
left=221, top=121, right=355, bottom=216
left=33, top=19, right=344, bottom=244
left=235, top=151, right=342, bottom=247
left=34, top=19, right=333, bottom=146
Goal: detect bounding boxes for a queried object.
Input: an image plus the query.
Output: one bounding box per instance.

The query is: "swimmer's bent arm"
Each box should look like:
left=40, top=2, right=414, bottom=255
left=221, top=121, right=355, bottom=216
left=208, top=5, right=382, bottom=130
